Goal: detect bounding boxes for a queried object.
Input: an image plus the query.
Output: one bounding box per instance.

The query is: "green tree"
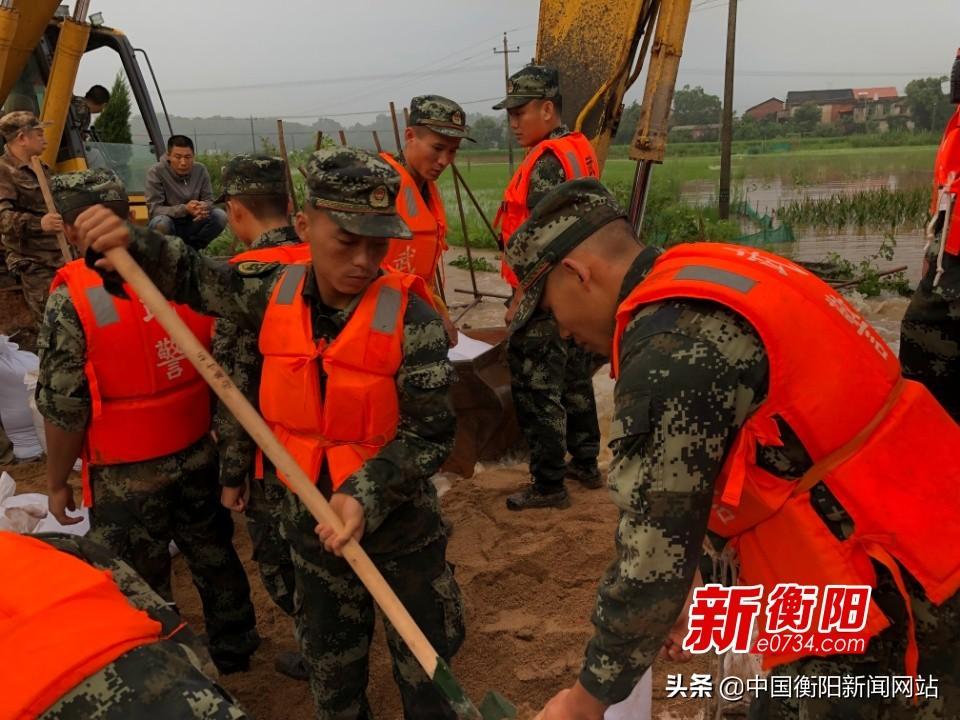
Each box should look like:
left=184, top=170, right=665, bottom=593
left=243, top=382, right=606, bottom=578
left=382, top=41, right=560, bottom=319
left=672, top=85, right=722, bottom=125
left=470, top=115, right=502, bottom=148
left=792, top=103, right=822, bottom=134
left=93, top=71, right=132, bottom=143
left=904, top=76, right=951, bottom=131
left=614, top=100, right=642, bottom=144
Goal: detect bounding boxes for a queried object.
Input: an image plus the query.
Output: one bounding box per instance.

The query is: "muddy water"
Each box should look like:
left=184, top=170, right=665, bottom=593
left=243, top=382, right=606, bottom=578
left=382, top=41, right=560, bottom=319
left=681, top=171, right=931, bottom=213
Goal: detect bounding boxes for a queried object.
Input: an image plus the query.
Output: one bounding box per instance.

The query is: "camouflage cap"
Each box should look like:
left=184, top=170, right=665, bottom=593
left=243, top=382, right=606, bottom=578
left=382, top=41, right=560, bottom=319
left=0, top=111, right=52, bottom=141
left=304, top=147, right=412, bottom=239
left=214, top=154, right=287, bottom=203
left=409, top=95, right=475, bottom=142
left=50, top=168, right=128, bottom=218
left=492, top=65, right=560, bottom=110
left=506, top=177, right=627, bottom=333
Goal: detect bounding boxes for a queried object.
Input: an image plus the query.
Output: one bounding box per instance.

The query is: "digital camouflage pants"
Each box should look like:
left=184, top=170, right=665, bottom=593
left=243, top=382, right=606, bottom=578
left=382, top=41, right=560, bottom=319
left=274, top=476, right=466, bottom=719
left=507, top=309, right=601, bottom=490
left=899, top=251, right=960, bottom=422
left=87, top=436, right=259, bottom=670
left=244, top=476, right=296, bottom=615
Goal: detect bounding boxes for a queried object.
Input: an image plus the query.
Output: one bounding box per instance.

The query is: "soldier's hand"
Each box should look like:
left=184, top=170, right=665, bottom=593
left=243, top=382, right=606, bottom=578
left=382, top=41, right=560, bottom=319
left=537, top=682, right=605, bottom=720
left=75, top=204, right=131, bottom=270
left=442, top=313, right=459, bottom=347
left=48, top=485, right=83, bottom=526
left=221, top=484, right=246, bottom=513
left=316, top=493, right=365, bottom=556
left=41, top=212, right=63, bottom=233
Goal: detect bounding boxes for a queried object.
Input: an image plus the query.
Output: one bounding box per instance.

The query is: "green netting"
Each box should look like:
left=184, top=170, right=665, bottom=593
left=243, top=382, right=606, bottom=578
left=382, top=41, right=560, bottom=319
left=732, top=200, right=794, bottom=245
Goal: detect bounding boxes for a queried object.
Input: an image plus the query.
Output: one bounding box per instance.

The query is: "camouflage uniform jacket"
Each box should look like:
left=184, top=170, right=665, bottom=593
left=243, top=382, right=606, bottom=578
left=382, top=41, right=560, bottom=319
left=0, top=148, right=61, bottom=269
left=213, top=225, right=301, bottom=488
left=579, top=246, right=844, bottom=704
left=525, top=125, right=575, bottom=211
left=34, top=278, right=213, bottom=476
left=112, top=227, right=456, bottom=558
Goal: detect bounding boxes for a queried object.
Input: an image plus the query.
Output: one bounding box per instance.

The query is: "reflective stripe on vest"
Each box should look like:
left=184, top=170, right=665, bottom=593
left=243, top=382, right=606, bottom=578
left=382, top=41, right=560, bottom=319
left=258, top=265, right=433, bottom=491
left=0, top=533, right=162, bottom=719
left=495, top=132, right=599, bottom=287
left=85, top=285, right=119, bottom=327
left=275, top=264, right=308, bottom=305
left=404, top=186, right=419, bottom=217
left=50, top=260, right=213, bottom=507
left=612, top=242, right=960, bottom=673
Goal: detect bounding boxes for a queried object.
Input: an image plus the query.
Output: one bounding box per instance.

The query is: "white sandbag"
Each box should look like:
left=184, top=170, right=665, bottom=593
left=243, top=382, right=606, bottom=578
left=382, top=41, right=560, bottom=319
left=0, top=336, right=42, bottom=460
left=604, top=668, right=652, bottom=720
left=23, top=367, right=45, bottom=454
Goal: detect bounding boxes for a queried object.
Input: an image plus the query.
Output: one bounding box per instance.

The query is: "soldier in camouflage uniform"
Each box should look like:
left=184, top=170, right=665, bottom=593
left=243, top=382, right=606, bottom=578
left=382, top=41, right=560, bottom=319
left=14, top=533, right=249, bottom=719
left=75, top=148, right=466, bottom=720
left=212, top=154, right=307, bottom=680
left=36, top=169, right=260, bottom=675
left=493, top=65, right=602, bottom=510
left=0, top=112, right=68, bottom=343
left=505, top=179, right=960, bottom=720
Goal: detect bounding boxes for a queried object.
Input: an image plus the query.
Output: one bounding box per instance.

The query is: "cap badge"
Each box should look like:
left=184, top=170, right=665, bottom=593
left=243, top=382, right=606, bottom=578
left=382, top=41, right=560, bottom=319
left=369, top=186, right=389, bottom=209
left=451, top=110, right=463, bottom=126
left=506, top=80, right=515, bottom=94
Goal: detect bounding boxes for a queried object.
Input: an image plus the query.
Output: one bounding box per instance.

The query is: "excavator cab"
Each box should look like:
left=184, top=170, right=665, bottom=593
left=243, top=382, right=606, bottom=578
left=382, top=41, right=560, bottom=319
left=0, top=1, right=168, bottom=223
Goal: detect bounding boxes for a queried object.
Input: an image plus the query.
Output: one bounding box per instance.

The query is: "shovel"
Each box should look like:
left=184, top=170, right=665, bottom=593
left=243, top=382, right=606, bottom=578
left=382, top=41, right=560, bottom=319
left=36, top=183, right=517, bottom=720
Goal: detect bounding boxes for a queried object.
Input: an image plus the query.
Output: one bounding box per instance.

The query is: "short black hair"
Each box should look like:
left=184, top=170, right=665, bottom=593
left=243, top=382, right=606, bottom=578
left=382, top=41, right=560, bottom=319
left=167, top=135, right=194, bottom=153
left=85, top=85, right=110, bottom=105
left=228, top=193, right=289, bottom=221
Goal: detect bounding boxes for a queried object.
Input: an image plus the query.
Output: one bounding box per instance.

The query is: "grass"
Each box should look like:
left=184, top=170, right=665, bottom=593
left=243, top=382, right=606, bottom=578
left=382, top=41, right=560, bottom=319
left=777, top=187, right=929, bottom=231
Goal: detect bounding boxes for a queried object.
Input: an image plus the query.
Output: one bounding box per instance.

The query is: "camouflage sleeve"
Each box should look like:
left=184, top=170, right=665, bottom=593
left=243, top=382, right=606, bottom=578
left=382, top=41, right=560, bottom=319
left=0, top=165, right=43, bottom=240
left=110, top=225, right=278, bottom=329
left=338, top=293, right=456, bottom=534
left=525, top=152, right=567, bottom=210
left=212, top=317, right=260, bottom=487
left=579, top=300, right=768, bottom=705
left=36, top=285, right=90, bottom=433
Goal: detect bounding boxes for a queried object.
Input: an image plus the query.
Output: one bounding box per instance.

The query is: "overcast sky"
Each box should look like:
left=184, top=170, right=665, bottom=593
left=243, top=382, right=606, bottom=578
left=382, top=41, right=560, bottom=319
left=75, top=0, right=959, bottom=122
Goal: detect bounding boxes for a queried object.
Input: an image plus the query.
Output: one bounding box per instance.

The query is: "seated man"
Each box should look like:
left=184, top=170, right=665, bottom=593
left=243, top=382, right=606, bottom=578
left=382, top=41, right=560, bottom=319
left=145, top=135, right=225, bottom=249
left=0, top=532, right=250, bottom=719
left=70, top=84, right=110, bottom=138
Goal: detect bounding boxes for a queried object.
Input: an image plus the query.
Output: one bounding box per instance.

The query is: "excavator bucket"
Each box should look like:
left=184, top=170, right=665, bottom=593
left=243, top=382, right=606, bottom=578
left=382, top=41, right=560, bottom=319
left=444, top=327, right=524, bottom=478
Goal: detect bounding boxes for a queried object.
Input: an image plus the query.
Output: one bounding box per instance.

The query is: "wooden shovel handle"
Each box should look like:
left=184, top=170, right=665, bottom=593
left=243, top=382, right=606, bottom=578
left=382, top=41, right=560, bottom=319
left=30, top=156, right=72, bottom=264
left=103, top=246, right=441, bottom=677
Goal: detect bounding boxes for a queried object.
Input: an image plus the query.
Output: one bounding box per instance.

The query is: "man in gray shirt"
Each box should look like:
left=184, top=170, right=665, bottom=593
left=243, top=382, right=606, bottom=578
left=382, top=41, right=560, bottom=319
left=145, top=135, right=226, bottom=249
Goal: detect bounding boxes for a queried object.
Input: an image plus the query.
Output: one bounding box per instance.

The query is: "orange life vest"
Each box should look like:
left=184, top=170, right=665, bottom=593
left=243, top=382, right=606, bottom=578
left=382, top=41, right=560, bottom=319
left=494, top=132, right=599, bottom=287
left=230, top=239, right=310, bottom=265
left=0, top=532, right=162, bottom=720
left=379, top=152, right=448, bottom=290
left=931, top=106, right=960, bottom=256
left=612, top=243, right=960, bottom=672
left=51, top=260, right=214, bottom=506
left=257, top=265, right=432, bottom=491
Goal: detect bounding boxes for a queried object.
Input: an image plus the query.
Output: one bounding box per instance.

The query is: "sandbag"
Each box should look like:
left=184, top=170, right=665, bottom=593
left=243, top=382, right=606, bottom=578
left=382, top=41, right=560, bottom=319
left=0, top=336, right=42, bottom=460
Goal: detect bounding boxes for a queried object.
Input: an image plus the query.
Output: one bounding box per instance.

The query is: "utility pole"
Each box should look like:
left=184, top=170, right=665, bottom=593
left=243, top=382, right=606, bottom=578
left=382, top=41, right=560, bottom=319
left=494, top=32, right=520, bottom=173
left=718, top=0, right=738, bottom=219
left=249, top=115, right=256, bottom=152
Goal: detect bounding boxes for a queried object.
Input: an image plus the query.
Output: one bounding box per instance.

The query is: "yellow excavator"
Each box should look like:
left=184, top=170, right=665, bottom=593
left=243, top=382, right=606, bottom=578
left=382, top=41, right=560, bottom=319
left=0, top=0, right=171, bottom=222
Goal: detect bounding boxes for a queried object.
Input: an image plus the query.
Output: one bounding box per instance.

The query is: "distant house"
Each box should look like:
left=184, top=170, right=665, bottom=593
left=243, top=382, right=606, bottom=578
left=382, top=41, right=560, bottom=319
left=853, top=86, right=899, bottom=102
left=853, top=93, right=913, bottom=132
left=744, top=97, right=783, bottom=122
left=785, top=88, right=856, bottom=124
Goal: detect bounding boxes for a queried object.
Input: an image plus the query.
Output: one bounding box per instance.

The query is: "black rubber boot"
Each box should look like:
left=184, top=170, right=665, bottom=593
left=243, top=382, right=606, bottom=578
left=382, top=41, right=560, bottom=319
left=506, top=484, right=571, bottom=511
